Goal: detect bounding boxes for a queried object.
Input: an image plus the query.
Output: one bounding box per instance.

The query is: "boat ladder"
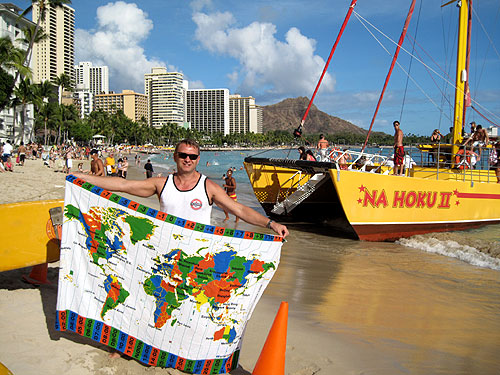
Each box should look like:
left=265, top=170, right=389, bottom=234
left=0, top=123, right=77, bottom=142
left=271, top=173, right=329, bottom=215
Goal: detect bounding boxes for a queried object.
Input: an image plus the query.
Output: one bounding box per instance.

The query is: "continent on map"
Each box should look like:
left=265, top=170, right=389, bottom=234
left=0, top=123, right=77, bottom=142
left=143, top=247, right=276, bottom=342
left=101, top=275, right=130, bottom=318
left=214, top=326, right=237, bottom=343
left=64, top=205, right=157, bottom=265
left=64, top=204, right=156, bottom=318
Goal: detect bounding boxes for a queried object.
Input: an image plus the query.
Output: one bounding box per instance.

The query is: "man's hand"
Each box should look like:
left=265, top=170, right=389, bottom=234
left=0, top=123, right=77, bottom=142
left=270, top=221, right=289, bottom=238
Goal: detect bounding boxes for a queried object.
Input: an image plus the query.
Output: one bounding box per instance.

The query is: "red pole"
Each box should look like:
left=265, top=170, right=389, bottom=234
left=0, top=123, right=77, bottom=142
left=361, top=0, right=416, bottom=152
left=299, top=0, right=358, bottom=128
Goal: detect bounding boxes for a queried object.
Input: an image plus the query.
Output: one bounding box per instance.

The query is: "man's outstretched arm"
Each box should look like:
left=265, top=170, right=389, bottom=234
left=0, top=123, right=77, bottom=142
left=73, top=172, right=161, bottom=198
left=207, top=179, right=289, bottom=237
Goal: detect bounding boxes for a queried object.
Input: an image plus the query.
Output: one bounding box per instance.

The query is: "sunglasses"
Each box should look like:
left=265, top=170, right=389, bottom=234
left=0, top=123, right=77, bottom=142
left=177, top=152, right=199, bottom=160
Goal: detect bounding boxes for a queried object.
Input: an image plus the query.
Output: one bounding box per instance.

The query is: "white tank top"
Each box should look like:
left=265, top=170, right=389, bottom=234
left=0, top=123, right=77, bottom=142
left=159, top=174, right=212, bottom=224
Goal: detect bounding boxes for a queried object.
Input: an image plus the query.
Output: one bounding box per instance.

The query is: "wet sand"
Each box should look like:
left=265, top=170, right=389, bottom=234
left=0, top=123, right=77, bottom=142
left=1, top=158, right=500, bottom=374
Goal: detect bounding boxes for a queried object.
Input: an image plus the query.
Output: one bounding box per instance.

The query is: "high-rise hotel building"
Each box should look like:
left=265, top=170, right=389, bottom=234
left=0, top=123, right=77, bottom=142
left=32, top=3, right=75, bottom=84
left=229, top=95, right=262, bottom=134
left=186, top=89, right=230, bottom=135
left=74, top=62, right=109, bottom=95
left=144, top=67, right=186, bottom=128
left=73, top=62, right=109, bottom=118
left=94, top=90, right=148, bottom=123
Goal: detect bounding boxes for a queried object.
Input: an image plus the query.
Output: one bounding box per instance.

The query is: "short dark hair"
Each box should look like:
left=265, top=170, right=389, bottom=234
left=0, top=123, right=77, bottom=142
left=393, top=120, right=400, bottom=126
left=90, top=149, right=98, bottom=155
left=175, top=139, right=200, bottom=154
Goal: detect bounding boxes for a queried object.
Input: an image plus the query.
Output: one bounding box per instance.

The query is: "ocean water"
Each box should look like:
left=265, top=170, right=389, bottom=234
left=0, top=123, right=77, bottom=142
left=146, top=147, right=500, bottom=374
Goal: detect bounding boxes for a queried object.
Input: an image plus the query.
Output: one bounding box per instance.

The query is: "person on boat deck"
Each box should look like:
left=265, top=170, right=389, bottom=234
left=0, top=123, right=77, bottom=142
left=493, top=142, right=500, bottom=183
left=317, top=134, right=329, bottom=162
left=430, top=129, right=443, bottom=143
left=469, top=121, right=477, bottom=137
left=444, top=127, right=454, bottom=144
left=73, top=139, right=288, bottom=238
left=429, top=129, right=443, bottom=164
left=464, top=124, right=489, bottom=157
left=306, top=149, right=317, bottom=161
left=335, top=149, right=352, bottom=170
left=297, top=146, right=307, bottom=160
left=393, top=121, right=405, bottom=175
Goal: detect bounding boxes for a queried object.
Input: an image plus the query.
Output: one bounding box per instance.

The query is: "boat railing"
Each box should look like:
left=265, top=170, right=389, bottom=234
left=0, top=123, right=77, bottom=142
left=327, top=143, right=497, bottom=184
left=275, top=170, right=312, bottom=204
left=328, top=149, right=389, bottom=172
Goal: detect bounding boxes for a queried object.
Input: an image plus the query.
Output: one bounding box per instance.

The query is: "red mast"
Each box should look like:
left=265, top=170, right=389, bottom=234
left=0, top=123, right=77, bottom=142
left=361, top=0, right=416, bottom=152
left=298, top=0, right=358, bottom=130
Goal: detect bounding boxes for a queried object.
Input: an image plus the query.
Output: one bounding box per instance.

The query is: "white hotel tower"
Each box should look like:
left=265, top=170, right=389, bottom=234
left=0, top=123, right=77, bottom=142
left=144, top=67, right=186, bottom=128
left=73, top=62, right=109, bottom=118
left=74, top=62, right=109, bottom=96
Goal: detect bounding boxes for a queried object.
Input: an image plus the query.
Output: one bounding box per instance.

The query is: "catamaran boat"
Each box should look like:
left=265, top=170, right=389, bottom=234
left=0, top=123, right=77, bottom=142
left=244, top=0, right=500, bottom=241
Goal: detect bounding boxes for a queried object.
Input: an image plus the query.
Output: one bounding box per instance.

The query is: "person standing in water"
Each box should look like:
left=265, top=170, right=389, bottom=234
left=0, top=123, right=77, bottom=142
left=223, top=169, right=239, bottom=222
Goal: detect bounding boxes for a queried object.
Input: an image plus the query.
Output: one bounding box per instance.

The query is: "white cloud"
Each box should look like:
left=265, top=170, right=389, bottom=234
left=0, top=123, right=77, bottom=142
left=192, top=9, right=335, bottom=101
left=75, top=1, right=165, bottom=93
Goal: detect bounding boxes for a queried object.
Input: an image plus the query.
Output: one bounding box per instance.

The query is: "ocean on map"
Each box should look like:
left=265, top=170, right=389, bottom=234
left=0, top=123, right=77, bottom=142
left=141, top=146, right=500, bottom=374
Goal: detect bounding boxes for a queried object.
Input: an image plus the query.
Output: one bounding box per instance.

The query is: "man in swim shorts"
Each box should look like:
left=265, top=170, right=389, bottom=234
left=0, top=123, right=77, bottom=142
left=393, top=120, right=404, bottom=175
left=223, top=169, right=239, bottom=222
left=317, top=134, right=329, bottom=162
left=464, top=124, right=489, bottom=157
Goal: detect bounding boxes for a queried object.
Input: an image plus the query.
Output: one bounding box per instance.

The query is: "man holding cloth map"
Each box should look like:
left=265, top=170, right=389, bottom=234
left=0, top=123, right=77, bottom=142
left=75, top=139, right=288, bottom=237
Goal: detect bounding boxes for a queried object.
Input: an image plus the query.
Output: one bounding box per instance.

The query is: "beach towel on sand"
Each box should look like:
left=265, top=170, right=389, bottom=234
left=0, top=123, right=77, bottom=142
left=55, top=175, right=283, bottom=374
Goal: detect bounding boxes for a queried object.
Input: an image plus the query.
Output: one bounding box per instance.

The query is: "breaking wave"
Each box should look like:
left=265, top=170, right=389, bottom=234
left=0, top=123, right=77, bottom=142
left=398, top=233, right=500, bottom=271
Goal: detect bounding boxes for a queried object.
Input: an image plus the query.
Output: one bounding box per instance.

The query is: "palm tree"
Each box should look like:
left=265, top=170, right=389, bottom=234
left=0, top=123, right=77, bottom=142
left=53, top=72, right=72, bottom=106
left=8, top=96, right=21, bottom=142
left=14, top=77, right=36, bottom=143
left=33, top=80, right=56, bottom=144
left=0, top=37, right=27, bottom=111
left=17, top=0, right=72, bottom=84
left=17, top=24, right=47, bottom=68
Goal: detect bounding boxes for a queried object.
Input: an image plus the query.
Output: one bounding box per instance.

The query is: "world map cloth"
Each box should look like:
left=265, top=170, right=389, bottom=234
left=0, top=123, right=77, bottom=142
left=55, top=175, right=283, bottom=374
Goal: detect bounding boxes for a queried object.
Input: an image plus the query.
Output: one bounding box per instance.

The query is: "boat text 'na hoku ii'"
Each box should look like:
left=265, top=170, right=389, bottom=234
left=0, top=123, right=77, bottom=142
left=244, top=0, right=500, bottom=241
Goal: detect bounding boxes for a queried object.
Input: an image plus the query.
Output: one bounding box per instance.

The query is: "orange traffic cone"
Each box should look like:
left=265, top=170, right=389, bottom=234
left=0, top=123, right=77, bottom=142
left=252, top=301, right=288, bottom=375
left=22, top=263, right=50, bottom=285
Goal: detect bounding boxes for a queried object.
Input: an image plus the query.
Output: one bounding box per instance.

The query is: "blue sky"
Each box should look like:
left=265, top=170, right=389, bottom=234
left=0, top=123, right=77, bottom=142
left=20, top=0, right=500, bottom=136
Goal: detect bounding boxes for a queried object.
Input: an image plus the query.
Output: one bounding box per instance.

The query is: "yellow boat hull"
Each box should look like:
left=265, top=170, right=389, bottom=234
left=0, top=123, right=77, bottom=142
left=330, top=169, right=500, bottom=241
left=0, top=199, right=63, bottom=272
left=244, top=159, right=500, bottom=241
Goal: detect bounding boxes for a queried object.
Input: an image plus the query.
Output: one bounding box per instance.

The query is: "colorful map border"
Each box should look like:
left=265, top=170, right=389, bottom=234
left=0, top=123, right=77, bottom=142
left=66, top=174, right=283, bottom=243
left=55, top=310, right=239, bottom=374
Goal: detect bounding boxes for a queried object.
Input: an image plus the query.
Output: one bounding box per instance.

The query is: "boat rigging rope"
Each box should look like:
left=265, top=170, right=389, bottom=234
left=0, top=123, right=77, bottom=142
left=472, top=6, right=500, bottom=61
left=400, top=0, right=423, bottom=123
left=353, top=8, right=500, bottom=128
left=299, top=0, right=358, bottom=128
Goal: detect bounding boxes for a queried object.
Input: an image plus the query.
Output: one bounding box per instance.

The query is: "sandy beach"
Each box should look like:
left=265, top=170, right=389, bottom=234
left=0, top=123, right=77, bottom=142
left=2, top=156, right=500, bottom=375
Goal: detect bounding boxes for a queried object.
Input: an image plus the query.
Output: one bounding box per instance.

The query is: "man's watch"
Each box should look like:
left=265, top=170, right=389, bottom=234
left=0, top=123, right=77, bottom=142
left=266, top=219, right=274, bottom=229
